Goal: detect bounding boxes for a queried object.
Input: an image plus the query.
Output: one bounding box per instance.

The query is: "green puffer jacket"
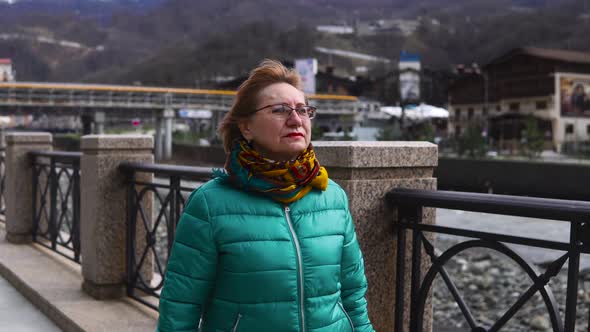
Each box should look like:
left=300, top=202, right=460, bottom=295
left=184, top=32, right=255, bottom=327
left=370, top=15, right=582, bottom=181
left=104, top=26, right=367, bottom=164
left=157, top=177, right=374, bottom=332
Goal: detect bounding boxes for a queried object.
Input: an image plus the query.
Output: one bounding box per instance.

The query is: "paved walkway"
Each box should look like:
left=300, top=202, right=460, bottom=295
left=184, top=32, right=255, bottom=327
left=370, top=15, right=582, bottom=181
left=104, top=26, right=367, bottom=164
left=0, top=224, right=158, bottom=332
left=0, top=274, right=62, bottom=332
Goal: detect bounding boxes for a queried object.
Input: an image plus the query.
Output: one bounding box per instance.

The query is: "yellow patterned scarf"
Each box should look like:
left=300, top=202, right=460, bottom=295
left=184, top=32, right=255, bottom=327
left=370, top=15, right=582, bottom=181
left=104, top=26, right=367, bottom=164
left=217, top=139, right=329, bottom=203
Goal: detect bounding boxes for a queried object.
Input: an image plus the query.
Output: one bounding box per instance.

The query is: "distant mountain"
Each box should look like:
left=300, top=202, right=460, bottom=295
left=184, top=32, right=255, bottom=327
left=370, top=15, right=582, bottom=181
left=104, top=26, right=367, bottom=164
left=1, top=0, right=589, bottom=95
left=0, top=0, right=162, bottom=21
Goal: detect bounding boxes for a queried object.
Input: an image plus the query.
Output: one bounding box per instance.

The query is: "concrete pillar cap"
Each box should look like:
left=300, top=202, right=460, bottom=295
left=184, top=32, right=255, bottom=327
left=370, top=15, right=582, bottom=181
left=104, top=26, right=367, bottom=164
left=313, top=141, right=438, bottom=168
left=81, top=134, right=153, bottom=150
left=6, top=132, right=53, bottom=144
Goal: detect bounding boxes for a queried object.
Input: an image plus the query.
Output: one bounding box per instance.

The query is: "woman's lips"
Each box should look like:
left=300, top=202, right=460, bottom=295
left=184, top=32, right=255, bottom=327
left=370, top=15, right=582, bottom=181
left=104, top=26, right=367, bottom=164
left=286, top=133, right=304, bottom=138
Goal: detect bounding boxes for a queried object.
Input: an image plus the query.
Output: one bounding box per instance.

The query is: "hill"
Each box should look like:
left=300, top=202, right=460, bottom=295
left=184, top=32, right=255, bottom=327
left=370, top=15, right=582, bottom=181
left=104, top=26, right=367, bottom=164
left=1, top=0, right=590, bottom=102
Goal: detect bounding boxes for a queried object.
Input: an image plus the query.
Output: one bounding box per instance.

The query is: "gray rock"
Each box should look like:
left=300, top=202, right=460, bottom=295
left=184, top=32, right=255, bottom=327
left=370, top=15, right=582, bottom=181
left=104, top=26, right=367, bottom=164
left=528, top=315, right=550, bottom=331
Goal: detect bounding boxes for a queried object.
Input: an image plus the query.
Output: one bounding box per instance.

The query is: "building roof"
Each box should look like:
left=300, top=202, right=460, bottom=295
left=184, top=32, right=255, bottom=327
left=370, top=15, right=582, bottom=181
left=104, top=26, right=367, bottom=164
left=399, top=51, right=420, bottom=62
left=0, top=58, right=12, bottom=65
left=487, top=47, right=590, bottom=67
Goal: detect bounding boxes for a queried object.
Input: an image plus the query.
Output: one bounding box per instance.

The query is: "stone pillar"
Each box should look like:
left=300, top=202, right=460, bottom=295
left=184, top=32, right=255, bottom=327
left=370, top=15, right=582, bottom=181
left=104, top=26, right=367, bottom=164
left=0, top=127, right=5, bottom=147
left=94, top=111, right=106, bottom=134
left=5, top=132, right=53, bottom=243
left=80, top=135, right=153, bottom=299
left=163, top=108, right=175, bottom=160
left=314, top=141, right=437, bottom=332
left=155, top=116, right=163, bottom=160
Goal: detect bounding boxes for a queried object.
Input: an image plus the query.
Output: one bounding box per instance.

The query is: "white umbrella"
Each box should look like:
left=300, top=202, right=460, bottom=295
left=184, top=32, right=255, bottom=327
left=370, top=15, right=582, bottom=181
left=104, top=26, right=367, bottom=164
left=379, top=106, right=402, bottom=117
left=381, top=104, right=448, bottom=120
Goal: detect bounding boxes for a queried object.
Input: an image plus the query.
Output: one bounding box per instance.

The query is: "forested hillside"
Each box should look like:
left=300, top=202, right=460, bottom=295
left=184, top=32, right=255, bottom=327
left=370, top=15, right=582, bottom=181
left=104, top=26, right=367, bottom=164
left=0, top=0, right=589, bottom=96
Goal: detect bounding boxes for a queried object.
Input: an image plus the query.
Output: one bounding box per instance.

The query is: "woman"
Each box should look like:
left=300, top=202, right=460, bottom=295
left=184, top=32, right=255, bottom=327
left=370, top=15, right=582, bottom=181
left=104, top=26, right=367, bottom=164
left=157, top=59, right=374, bottom=332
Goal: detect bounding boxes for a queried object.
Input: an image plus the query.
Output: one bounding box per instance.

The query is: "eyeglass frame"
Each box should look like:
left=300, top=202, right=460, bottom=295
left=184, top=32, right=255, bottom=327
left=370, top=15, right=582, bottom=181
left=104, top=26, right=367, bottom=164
left=254, top=103, right=317, bottom=119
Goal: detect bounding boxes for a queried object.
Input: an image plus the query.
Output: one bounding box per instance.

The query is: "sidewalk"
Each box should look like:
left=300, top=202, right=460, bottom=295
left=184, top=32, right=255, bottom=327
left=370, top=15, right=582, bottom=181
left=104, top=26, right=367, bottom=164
left=0, top=224, right=158, bottom=332
left=0, top=274, right=62, bottom=331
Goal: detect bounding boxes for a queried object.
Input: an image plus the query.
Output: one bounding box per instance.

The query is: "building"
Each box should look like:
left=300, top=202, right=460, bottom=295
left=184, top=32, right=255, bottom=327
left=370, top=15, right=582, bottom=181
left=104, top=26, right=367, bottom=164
left=315, top=25, right=354, bottom=35
left=448, top=47, right=590, bottom=152
left=0, top=58, right=15, bottom=82
left=399, top=52, right=421, bottom=104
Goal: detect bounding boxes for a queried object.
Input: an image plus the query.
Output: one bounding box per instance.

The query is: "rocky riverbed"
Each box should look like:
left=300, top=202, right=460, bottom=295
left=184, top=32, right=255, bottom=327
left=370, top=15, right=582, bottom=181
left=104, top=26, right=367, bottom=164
left=432, top=237, right=590, bottom=332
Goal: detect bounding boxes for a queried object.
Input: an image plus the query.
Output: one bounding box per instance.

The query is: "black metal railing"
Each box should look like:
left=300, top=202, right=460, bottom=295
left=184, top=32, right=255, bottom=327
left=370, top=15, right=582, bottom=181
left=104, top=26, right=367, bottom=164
left=0, top=147, right=5, bottom=219
left=119, top=162, right=213, bottom=310
left=387, top=188, right=590, bottom=332
left=31, top=151, right=82, bottom=263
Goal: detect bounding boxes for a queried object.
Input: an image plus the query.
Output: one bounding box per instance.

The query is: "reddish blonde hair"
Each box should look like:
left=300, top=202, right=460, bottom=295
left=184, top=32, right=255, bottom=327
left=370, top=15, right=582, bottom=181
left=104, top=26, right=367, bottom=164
left=218, top=59, right=303, bottom=152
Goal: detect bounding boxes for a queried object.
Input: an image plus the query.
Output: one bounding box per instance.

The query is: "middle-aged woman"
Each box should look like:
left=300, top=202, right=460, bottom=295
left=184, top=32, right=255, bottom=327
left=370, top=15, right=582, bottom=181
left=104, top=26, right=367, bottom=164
left=157, top=59, right=374, bottom=332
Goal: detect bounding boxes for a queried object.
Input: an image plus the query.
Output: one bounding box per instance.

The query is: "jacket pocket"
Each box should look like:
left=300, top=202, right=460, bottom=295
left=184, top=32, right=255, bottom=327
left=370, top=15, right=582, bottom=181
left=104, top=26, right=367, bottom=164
left=338, top=302, right=355, bottom=332
left=230, top=313, right=242, bottom=332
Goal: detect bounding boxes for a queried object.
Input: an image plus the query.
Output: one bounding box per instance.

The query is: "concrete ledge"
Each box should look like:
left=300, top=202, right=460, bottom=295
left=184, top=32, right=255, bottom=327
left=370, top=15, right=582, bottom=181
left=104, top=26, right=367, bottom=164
left=5, top=132, right=53, bottom=144
left=314, top=141, right=438, bottom=168
left=80, top=135, right=153, bottom=151
left=0, top=226, right=158, bottom=332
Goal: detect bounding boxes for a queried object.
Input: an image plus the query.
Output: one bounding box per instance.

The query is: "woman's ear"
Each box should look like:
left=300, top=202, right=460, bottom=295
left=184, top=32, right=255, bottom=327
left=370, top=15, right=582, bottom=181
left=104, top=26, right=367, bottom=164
left=238, top=119, right=253, bottom=142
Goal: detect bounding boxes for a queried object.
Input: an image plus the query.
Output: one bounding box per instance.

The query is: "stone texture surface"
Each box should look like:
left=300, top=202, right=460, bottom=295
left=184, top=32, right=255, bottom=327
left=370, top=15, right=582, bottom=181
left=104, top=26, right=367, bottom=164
left=335, top=177, right=436, bottom=332
left=317, top=141, right=438, bottom=332
left=5, top=132, right=52, bottom=243
left=0, top=225, right=157, bottom=331
left=5, top=132, right=53, bottom=144
left=80, top=135, right=154, bottom=299
left=314, top=141, right=438, bottom=168
left=80, top=134, right=153, bottom=151
left=327, top=167, right=434, bottom=180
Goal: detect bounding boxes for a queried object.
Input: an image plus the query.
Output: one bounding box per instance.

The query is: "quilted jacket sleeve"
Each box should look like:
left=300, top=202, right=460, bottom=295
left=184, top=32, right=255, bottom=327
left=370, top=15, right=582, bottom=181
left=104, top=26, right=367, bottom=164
left=156, top=190, right=218, bottom=332
left=340, top=203, right=375, bottom=332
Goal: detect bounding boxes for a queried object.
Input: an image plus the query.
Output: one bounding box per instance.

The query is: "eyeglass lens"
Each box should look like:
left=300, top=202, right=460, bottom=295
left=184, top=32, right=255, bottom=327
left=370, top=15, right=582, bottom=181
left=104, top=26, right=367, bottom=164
left=273, top=104, right=315, bottom=118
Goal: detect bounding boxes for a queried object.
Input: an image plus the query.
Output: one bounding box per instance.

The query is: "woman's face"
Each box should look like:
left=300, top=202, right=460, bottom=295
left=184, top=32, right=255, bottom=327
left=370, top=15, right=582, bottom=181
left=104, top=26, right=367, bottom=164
left=239, top=82, right=311, bottom=161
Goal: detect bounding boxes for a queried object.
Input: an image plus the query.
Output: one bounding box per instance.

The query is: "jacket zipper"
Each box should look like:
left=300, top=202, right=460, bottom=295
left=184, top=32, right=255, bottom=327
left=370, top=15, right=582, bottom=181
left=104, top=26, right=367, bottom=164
left=231, top=313, right=242, bottom=332
left=338, top=302, right=355, bottom=332
left=284, top=206, right=306, bottom=332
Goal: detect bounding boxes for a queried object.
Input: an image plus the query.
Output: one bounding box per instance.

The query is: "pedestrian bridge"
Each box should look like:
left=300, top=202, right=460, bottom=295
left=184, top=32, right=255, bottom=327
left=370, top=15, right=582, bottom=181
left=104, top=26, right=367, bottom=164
left=0, top=82, right=358, bottom=114
left=0, top=82, right=360, bottom=159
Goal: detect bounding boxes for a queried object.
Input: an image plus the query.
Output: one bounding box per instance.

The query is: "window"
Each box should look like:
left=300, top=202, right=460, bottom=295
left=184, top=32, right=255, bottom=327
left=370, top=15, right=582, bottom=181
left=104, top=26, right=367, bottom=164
left=587, top=124, right=590, bottom=135
left=565, top=124, right=574, bottom=134
left=455, top=109, right=461, bottom=118
left=536, top=100, right=547, bottom=110
left=509, top=102, right=520, bottom=111
left=468, top=108, right=474, bottom=119
left=482, top=107, right=488, bottom=116
left=496, top=105, right=502, bottom=112
left=455, top=125, right=462, bottom=136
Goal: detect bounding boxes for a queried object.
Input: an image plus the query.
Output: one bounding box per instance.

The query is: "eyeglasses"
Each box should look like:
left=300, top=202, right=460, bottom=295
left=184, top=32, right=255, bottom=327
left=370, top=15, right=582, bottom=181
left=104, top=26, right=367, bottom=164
left=255, top=103, right=317, bottom=120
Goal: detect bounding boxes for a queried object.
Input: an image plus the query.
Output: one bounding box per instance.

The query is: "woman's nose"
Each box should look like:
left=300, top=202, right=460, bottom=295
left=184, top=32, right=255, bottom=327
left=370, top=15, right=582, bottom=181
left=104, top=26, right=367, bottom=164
left=286, top=109, right=303, bottom=126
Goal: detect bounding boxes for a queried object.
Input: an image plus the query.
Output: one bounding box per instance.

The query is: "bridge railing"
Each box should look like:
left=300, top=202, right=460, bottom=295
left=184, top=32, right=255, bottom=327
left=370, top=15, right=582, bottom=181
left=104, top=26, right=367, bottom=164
left=119, top=161, right=212, bottom=310
left=387, top=188, right=590, bottom=332
left=30, top=150, right=82, bottom=263
left=0, top=88, right=235, bottom=109
left=0, top=83, right=359, bottom=112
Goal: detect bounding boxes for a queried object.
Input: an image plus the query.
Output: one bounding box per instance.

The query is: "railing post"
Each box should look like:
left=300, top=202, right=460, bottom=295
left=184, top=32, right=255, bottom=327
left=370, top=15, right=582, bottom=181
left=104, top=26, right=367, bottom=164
left=80, top=134, right=153, bottom=299
left=0, top=146, right=6, bottom=217
left=564, top=221, right=582, bottom=332
left=314, top=141, right=438, bottom=332
left=49, top=157, right=58, bottom=250
left=72, top=158, right=81, bottom=261
left=168, top=176, right=181, bottom=255
left=5, top=132, right=53, bottom=243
